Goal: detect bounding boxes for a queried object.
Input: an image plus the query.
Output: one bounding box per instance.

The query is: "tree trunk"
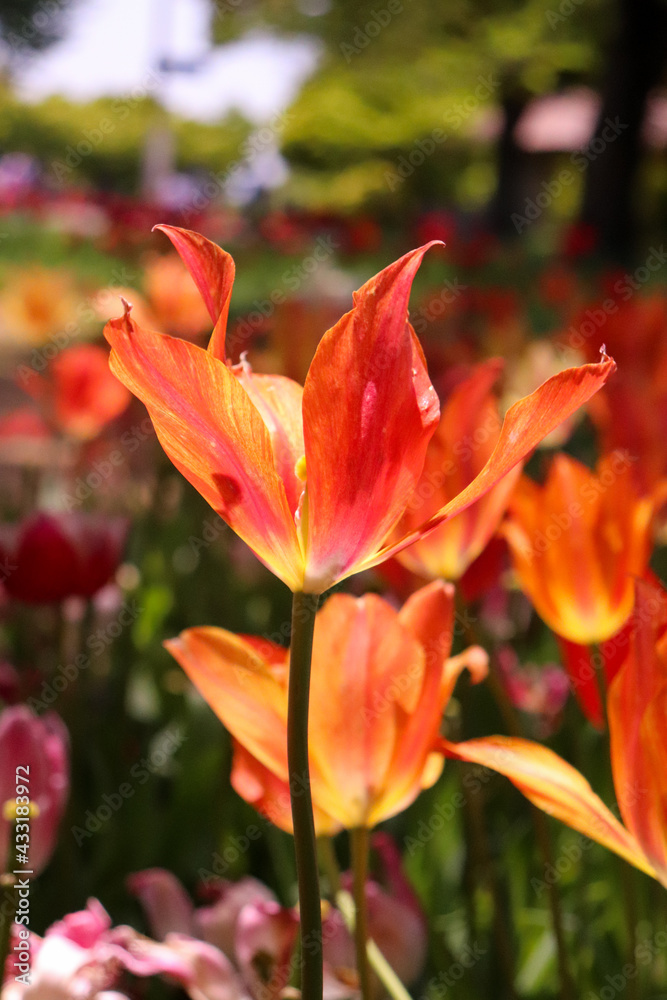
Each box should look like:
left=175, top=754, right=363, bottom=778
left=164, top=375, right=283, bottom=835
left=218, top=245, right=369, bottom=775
left=487, top=87, right=531, bottom=238
left=580, top=0, right=667, bottom=259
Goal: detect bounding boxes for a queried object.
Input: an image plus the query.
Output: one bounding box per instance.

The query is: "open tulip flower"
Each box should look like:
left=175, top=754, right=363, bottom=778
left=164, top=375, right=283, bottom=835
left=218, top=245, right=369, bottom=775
left=503, top=450, right=656, bottom=646
left=166, top=581, right=488, bottom=833
left=395, top=358, right=523, bottom=581
left=502, top=450, right=659, bottom=726
left=105, top=225, right=615, bottom=596
left=442, top=579, right=667, bottom=888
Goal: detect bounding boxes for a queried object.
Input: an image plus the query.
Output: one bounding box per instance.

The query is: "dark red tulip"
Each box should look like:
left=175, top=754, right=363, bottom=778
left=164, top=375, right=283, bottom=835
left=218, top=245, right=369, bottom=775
left=0, top=512, right=128, bottom=604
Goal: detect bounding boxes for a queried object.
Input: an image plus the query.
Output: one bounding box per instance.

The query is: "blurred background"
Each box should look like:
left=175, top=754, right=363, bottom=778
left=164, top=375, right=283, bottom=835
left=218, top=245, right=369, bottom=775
left=1, top=1, right=667, bottom=998
left=0, top=0, right=666, bottom=254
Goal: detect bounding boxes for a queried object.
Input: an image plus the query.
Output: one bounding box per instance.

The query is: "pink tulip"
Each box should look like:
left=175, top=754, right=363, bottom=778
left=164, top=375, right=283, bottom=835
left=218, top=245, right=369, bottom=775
left=195, top=877, right=277, bottom=960
left=127, top=868, right=277, bottom=961
left=235, top=899, right=298, bottom=999
left=0, top=706, right=69, bottom=876
left=3, top=899, right=127, bottom=999
left=125, top=867, right=196, bottom=939
left=497, top=646, right=571, bottom=736
left=3, top=898, right=238, bottom=1000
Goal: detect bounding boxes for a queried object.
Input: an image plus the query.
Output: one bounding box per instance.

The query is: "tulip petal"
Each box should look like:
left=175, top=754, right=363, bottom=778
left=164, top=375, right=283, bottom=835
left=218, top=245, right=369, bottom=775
left=235, top=899, right=299, bottom=1000
left=164, top=628, right=290, bottom=783
left=397, top=358, right=509, bottom=566
left=127, top=869, right=195, bottom=940
left=441, top=735, right=657, bottom=879
left=397, top=580, right=455, bottom=711
left=556, top=637, right=604, bottom=729
left=230, top=740, right=341, bottom=835
left=105, top=306, right=303, bottom=590
left=608, top=580, right=667, bottom=880
left=301, top=243, right=442, bottom=593
left=440, top=645, right=489, bottom=707
left=369, top=353, right=616, bottom=568
left=195, top=877, right=277, bottom=960
left=154, top=225, right=235, bottom=360
left=307, top=593, right=426, bottom=827
left=233, top=364, right=305, bottom=516
left=504, top=452, right=652, bottom=645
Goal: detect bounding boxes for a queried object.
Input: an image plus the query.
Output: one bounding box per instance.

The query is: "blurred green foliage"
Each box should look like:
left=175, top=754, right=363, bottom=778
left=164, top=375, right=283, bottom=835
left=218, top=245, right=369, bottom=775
left=0, top=86, right=252, bottom=191
left=210, top=0, right=614, bottom=213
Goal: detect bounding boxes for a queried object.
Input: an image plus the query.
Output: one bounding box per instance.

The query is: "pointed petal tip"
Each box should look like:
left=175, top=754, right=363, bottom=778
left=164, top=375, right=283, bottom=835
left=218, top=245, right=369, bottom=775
left=411, top=238, right=446, bottom=263
left=445, top=645, right=489, bottom=688
left=153, top=223, right=181, bottom=238
left=420, top=578, right=455, bottom=600
left=465, top=645, right=490, bottom=684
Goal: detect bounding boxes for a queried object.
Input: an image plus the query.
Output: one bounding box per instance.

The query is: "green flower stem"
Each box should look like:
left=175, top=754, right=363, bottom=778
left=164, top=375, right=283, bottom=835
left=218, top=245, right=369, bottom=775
left=320, top=835, right=414, bottom=1000
left=483, top=648, right=575, bottom=1000
left=351, top=827, right=371, bottom=1000
left=455, top=591, right=574, bottom=1000
left=288, top=591, right=322, bottom=1000
left=336, top=888, right=414, bottom=1000
left=318, top=836, right=342, bottom=897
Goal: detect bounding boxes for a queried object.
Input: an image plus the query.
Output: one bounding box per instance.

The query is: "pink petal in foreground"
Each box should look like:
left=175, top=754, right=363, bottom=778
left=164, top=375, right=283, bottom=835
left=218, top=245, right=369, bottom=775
left=440, top=735, right=657, bottom=879
left=126, top=869, right=195, bottom=940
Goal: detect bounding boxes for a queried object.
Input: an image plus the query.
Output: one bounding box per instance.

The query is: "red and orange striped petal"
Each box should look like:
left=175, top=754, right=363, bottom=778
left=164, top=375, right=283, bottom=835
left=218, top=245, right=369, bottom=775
left=105, top=307, right=303, bottom=590
left=301, top=244, right=442, bottom=593
left=154, top=225, right=235, bottom=360
left=397, top=359, right=518, bottom=580
left=608, top=580, right=667, bottom=881
left=441, top=735, right=657, bottom=880
left=372, top=354, right=617, bottom=568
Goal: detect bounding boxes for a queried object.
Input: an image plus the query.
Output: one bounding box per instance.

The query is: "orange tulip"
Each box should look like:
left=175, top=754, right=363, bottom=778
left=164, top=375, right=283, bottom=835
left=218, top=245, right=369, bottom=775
left=105, top=225, right=615, bottom=595
left=503, top=451, right=655, bottom=645
left=143, top=253, right=213, bottom=339
left=21, top=343, right=130, bottom=441
left=165, top=581, right=488, bottom=833
left=442, top=580, right=667, bottom=887
left=395, top=359, right=522, bottom=581
left=576, top=293, right=667, bottom=494
left=0, top=266, right=83, bottom=347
